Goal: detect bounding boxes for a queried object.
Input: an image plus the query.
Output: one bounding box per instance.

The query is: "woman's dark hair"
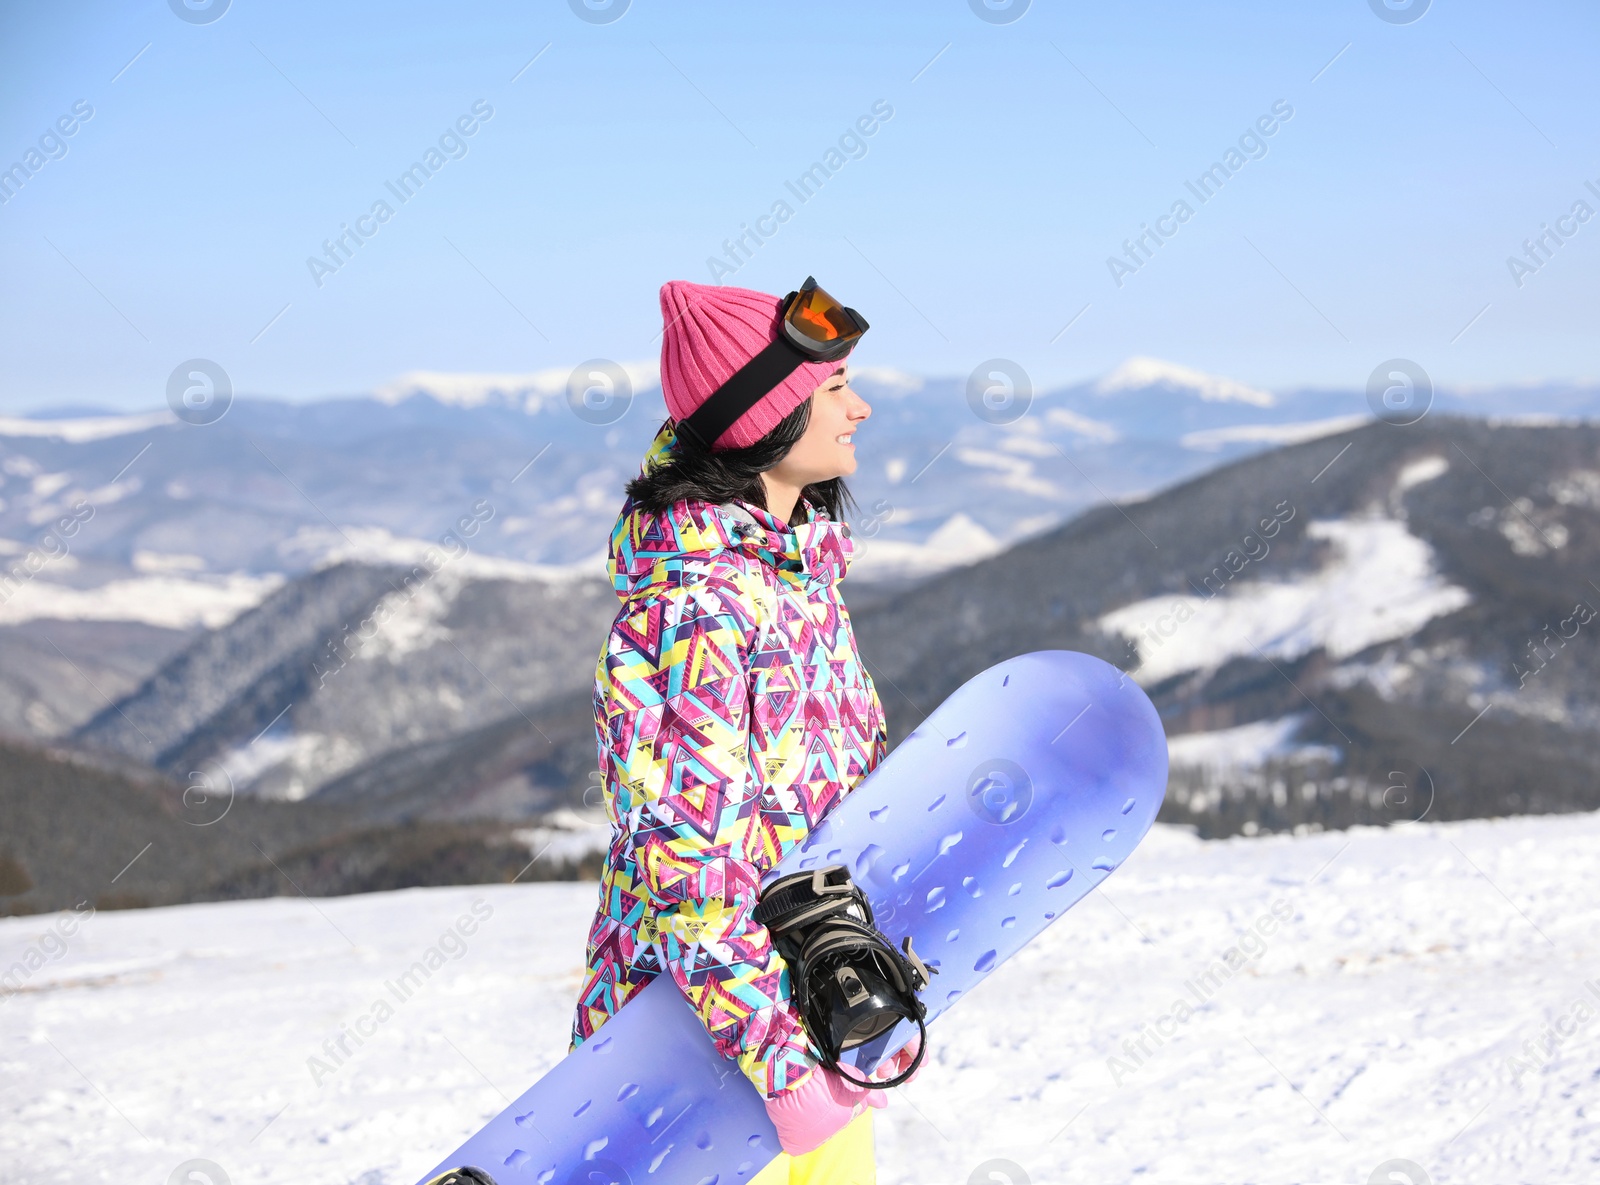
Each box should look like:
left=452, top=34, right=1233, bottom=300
left=625, top=394, right=856, bottom=527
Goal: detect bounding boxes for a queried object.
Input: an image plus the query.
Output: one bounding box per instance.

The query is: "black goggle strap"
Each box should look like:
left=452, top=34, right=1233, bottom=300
left=674, top=333, right=813, bottom=453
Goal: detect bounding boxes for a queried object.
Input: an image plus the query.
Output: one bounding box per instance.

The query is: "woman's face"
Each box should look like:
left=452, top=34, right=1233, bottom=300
left=769, top=365, right=872, bottom=486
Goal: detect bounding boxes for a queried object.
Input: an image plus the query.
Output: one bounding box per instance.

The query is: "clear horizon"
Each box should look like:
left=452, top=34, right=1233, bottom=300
left=12, top=351, right=1596, bottom=421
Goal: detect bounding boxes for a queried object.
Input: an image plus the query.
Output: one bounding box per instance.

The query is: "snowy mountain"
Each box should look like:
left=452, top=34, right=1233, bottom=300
left=1, top=413, right=1576, bottom=863
left=3, top=809, right=1593, bottom=1184
left=853, top=414, right=1600, bottom=833
left=371, top=362, right=661, bottom=412
left=6, top=358, right=1598, bottom=748
left=6, top=361, right=1600, bottom=884
left=7, top=358, right=1594, bottom=613
left=1093, top=355, right=1276, bottom=406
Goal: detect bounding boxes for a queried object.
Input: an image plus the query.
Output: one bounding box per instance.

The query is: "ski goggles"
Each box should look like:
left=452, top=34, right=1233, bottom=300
left=674, top=276, right=869, bottom=452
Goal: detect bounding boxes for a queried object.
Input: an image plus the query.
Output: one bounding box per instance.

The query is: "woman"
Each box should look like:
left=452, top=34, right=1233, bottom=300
left=569, top=279, right=917, bottom=1183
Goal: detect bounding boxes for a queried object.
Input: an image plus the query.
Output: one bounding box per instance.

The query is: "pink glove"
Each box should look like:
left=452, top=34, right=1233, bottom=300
left=764, top=1066, right=877, bottom=1156
left=765, top=1036, right=928, bottom=1154
left=870, top=1031, right=925, bottom=1087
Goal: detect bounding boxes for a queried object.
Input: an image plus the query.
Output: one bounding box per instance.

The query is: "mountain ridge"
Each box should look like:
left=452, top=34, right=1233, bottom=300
left=48, top=414, right=1600, bottom=844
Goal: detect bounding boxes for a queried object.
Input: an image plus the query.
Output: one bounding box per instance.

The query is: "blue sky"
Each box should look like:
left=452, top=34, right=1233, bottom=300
left=2, top=0, right=1597, bottom=413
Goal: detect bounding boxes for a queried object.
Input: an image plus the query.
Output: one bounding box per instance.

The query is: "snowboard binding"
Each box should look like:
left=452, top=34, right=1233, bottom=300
left=754, top=864, right=935, bottom=1089
left=422, top=1170, right=497, bottom=1185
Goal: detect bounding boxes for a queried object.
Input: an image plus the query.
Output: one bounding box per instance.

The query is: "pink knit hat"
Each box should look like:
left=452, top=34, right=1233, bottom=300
left=658, top=280, right=844, bottom=451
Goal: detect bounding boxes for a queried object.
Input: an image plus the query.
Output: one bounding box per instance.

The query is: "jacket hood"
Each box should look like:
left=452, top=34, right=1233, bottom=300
left=607, top=422, right=856, bottom=601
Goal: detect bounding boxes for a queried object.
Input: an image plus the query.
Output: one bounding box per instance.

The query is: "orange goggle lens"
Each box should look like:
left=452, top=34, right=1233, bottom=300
left=786, top=284, right=860, bottom=346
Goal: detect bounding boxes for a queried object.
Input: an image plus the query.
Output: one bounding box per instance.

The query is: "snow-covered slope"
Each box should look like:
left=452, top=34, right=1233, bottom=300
left=0, top=570, right=285, bottom=631
left=1097, top=517, right=1474, bottom=686
left=4, top=811, right=1594, bottom=1184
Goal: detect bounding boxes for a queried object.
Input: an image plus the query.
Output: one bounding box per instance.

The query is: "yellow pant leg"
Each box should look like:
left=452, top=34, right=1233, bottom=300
left=748, top=1147, right=791, bottom=1185
left=748, top=1109, right=875, bottom=1185
left=790, top=1108, right=875, bottom=1184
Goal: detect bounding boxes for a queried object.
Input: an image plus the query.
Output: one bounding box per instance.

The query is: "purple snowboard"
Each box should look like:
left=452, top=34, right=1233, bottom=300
left=413, top=650, right=1167, bottom=1185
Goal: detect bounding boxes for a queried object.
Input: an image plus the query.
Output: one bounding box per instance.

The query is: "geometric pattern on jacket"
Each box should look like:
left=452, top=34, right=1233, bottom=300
left=570, top=420, right=888, bottom=1099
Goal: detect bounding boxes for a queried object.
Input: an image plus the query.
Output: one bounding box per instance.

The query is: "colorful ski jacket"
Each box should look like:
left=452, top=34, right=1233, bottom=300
left=570, top=422, right=889, bottom=1098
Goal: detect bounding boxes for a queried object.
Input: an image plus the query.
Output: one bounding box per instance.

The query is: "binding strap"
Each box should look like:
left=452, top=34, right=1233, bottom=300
left=756, top=864, right=934, bottom=1092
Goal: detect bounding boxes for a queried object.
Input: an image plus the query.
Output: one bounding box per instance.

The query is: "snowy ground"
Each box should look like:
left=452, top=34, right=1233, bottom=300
left=3, top=812, right=1597, bottom=1185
